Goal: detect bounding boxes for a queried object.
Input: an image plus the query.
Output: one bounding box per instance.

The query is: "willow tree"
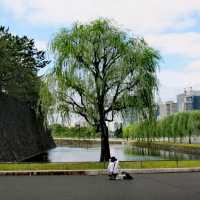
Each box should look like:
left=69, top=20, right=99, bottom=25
left=48, top=19, right=160, bottom=161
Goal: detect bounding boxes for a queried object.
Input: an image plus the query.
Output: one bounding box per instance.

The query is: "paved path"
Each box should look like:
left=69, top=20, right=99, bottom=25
left=1, top=173, right=200, bottom=200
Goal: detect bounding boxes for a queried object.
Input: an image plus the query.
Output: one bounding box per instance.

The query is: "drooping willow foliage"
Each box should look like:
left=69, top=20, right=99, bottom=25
left=41, top=19, right=160, bottom=161
left=123, top=111, right=200, bottom=144
left=50, top=124, right=97, bottom=138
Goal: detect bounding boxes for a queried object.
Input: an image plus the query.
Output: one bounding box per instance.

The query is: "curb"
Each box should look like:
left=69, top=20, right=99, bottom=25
left=0, top=170, right=106, bottom=176
left=1, top=168, right=200, bottom=176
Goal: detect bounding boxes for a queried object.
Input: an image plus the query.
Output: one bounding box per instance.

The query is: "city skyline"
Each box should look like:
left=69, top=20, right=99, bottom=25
left=158, top=88, right=200, bottom=119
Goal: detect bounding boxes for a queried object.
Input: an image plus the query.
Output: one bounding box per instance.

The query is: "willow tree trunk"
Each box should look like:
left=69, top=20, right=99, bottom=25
left=189, top=132, right=192, bottom=144
left=99, top=118, right=111, bottom=162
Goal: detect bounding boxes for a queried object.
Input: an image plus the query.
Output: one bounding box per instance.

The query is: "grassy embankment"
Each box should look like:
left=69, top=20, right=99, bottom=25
left=131, top=141, right=200, bottom=155
left=0, top=160, right=200, bottom=171
left=132, top=141, right=200, bottom=148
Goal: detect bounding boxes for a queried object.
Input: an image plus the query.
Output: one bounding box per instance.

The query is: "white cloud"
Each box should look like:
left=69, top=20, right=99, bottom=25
left=3, top=0, right=200, bottom=58
left=2, top=0, right=200, bottom=33
left=2, top=0, right=30, bottom=19
left=35, top=40, right=48, bottom=50
left=158, top=60, right=200, bottom=101
left=185, top=60, right=200, bottom=71
left=2, top=0, right=200, bottom=102
left=146, top=32, right=200, bottom=58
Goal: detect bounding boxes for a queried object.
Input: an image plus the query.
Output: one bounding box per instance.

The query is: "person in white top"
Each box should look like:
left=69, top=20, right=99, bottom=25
left=107, top=156, right=120, bottom=180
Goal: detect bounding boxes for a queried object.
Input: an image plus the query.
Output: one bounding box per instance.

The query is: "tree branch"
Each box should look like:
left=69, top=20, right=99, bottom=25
left=105, top=79, right=139, bottom=114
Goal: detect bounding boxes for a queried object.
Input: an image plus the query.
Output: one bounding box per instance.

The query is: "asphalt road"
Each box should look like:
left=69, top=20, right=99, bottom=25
left=1, top=173, right=200, bottom=200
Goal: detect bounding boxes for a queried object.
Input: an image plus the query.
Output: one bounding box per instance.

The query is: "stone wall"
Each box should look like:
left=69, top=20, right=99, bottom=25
left=0, top=94, right=55, bottom=162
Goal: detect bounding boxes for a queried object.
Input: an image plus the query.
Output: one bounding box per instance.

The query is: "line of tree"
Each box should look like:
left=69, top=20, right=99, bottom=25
left=123, top=111, right=200, bottom=144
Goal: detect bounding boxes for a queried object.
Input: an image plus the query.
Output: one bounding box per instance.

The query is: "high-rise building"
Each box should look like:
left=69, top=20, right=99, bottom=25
left=177, top=88, right=200, bottom=112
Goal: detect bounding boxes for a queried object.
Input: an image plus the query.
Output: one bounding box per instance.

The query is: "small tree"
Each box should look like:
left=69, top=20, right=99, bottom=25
left=177, top=112, right=189, bottom=143
left=188, top=111, right=200, bottom=144
left=46, top=19, right=160, bottom=161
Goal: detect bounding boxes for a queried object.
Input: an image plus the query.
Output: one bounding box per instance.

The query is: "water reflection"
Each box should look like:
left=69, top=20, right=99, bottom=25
left=47, top=144, right=200, bottom=162
left=124, top=145, right=200, bottom=160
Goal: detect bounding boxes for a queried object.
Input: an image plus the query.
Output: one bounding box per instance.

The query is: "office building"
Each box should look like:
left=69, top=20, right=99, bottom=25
left=177, top=88, right=200, bottom=112
left=159, top=101, right=177, bottom=119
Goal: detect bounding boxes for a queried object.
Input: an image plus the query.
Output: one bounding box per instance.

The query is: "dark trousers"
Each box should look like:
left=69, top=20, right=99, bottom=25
left=109, top=173, right=117, bottom=180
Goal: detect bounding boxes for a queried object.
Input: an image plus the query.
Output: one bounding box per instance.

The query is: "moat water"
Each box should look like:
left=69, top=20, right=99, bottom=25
left=47, top=144, right=200, bottom=162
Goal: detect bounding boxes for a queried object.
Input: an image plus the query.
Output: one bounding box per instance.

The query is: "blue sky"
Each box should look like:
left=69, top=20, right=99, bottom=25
left=1, top=0, right=200, bottom=102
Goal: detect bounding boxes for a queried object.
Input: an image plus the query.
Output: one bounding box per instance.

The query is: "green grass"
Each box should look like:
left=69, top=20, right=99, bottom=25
left=0, top=160, right=200, bottom=171
left=153, top=142, right=200, bottom=148
left=132, top=141, right=200, bottom=150
left=121, top=160, right=200, bottom=168
left=0, top=162, right=106, bottom=171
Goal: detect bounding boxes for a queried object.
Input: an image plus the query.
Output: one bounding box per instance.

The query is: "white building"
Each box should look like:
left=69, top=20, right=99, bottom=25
left=159, top=101, right=177, bottom=119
